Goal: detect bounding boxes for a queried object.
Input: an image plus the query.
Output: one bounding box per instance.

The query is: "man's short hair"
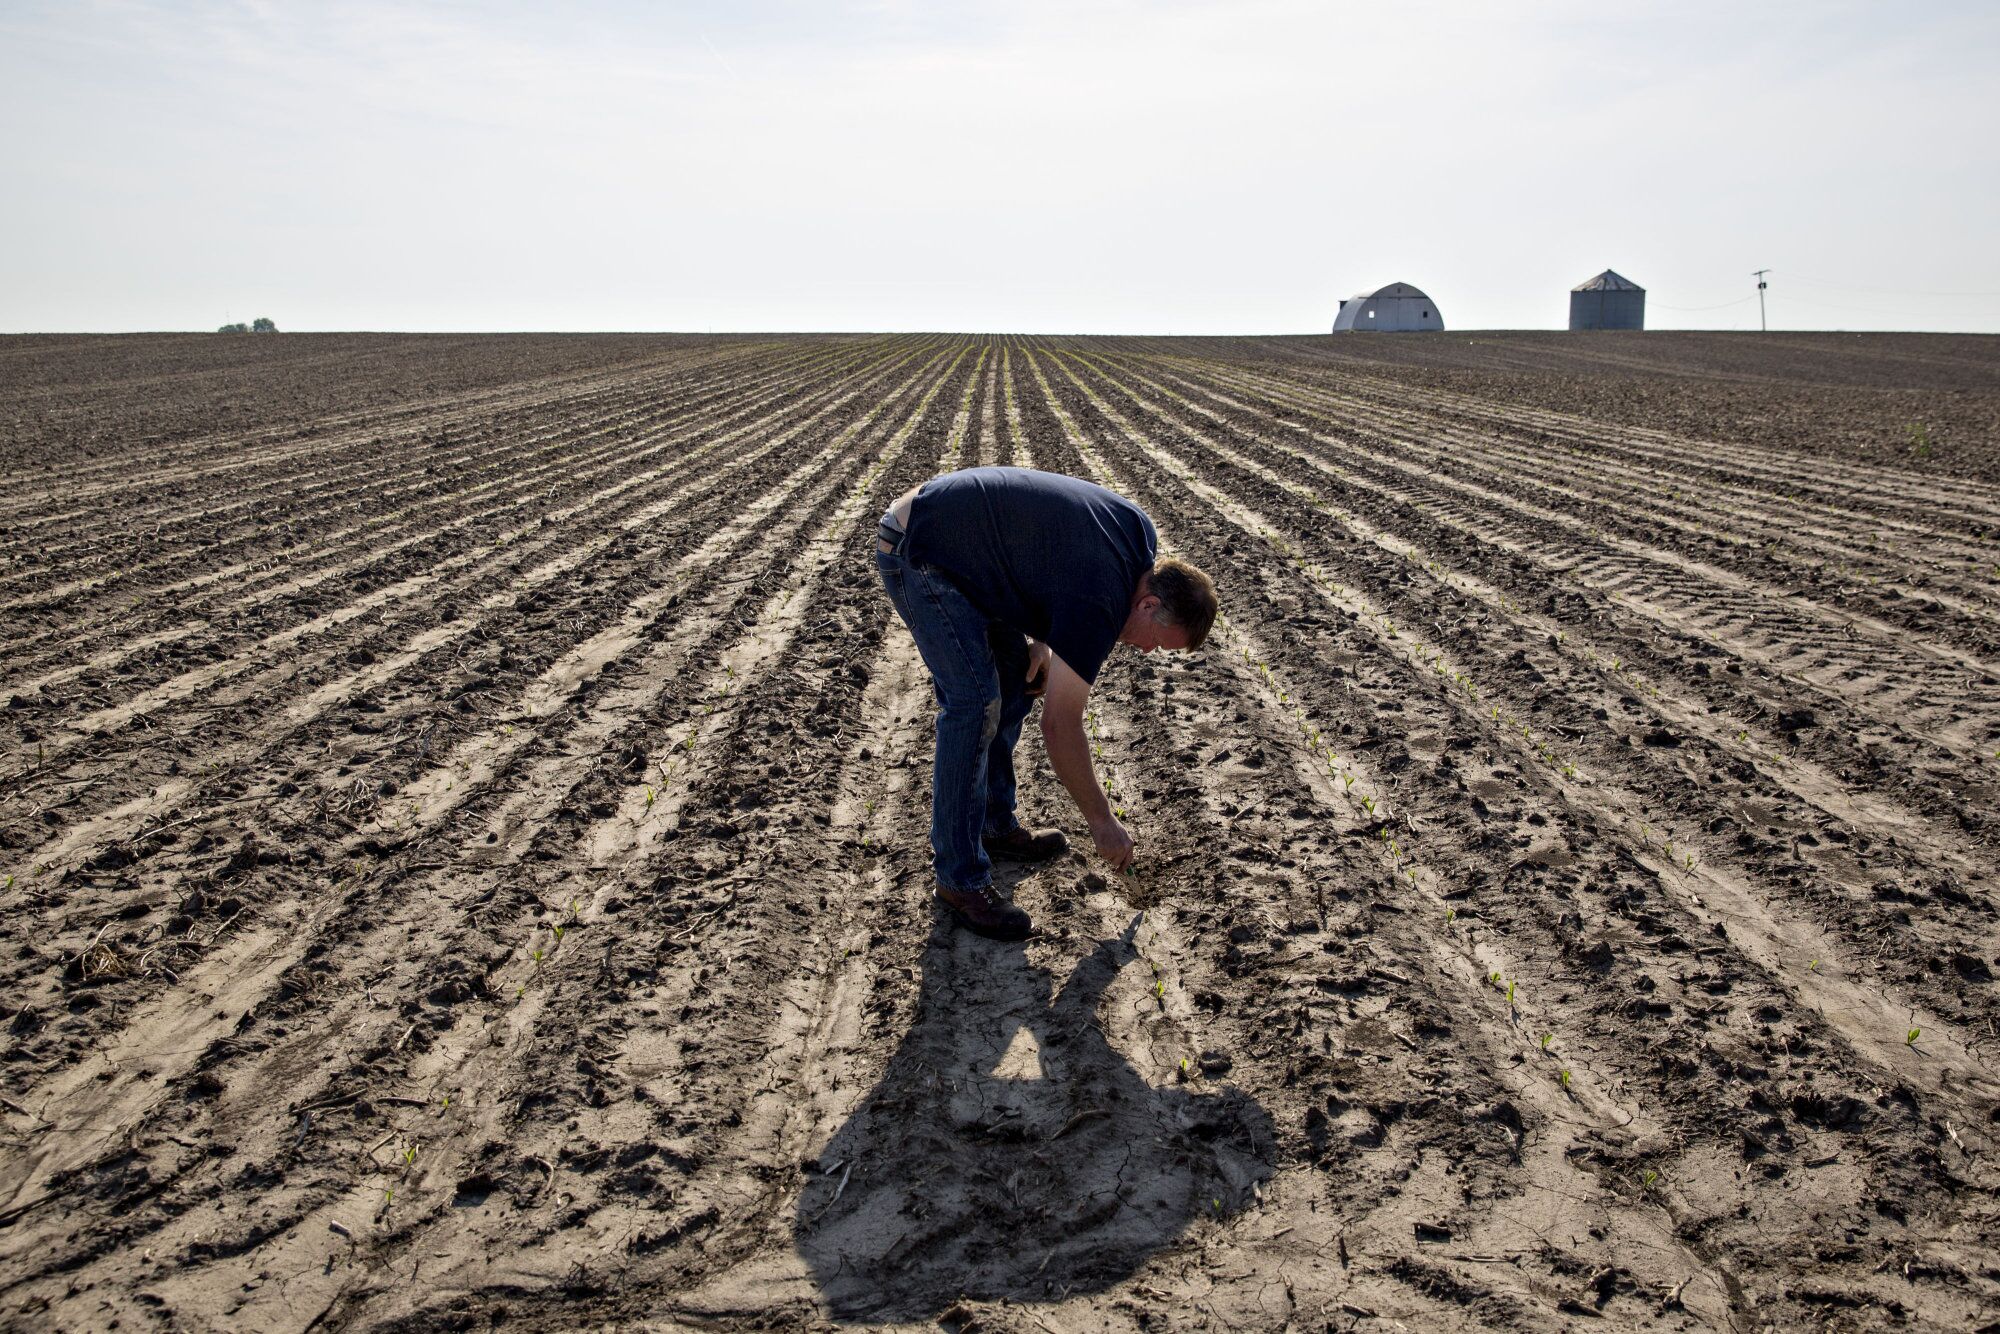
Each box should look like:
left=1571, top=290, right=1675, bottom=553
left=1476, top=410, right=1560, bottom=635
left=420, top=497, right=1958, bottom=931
left=1148, top=557, right=1217, bottom=648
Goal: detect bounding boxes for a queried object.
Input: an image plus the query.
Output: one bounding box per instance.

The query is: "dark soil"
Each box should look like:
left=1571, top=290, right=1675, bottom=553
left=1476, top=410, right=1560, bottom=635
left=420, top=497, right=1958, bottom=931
left=2, top=332, right=1996, bottom=1331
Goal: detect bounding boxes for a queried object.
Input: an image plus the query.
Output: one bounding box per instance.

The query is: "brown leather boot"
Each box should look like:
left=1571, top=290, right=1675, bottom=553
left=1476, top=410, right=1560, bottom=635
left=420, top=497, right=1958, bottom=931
left=982, top=825, right=1069, bottom=863
left=935, top=885, right=1033, bottom=942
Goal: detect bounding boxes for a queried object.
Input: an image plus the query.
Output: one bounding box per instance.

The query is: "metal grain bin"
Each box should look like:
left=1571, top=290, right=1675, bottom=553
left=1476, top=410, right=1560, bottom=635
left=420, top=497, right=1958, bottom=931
left=1570, top=270, right=1645, bottom=330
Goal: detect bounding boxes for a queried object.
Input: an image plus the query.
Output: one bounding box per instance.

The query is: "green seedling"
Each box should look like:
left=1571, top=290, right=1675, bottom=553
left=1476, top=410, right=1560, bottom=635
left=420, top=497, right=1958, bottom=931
left=1559, top=1069, right=1572, bottom=1091
left=644, top=786, right=656, bottom=809
left=1489, top=970, right=1502, bottom=986
left=1180, top=1057, right=1190, bottom=1077
left=531, top=947, right=545, bottom=965
left=1807, top=959, right=1819, bottom=973
left=1541, top=1032, right=1553, bottom=1051
left=1506, top=980, right=1516, bottom=1008
left=402, top=1145, right=418, bottom=1168
left=1906, top=1027, right=1921, bottom=1047
left=553, top=924, right=566, bottom=943
left=1445, top=908, right=1456, bottom=924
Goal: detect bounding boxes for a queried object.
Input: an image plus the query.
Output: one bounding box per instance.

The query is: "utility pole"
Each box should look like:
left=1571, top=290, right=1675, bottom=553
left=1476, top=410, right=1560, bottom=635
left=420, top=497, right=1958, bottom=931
left=1752, top=269, right=1770, bottom=331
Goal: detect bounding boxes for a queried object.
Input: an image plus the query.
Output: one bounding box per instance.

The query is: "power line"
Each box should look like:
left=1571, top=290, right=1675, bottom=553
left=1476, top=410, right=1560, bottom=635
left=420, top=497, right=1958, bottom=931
left=1650, top=294, right=1757, bottom=312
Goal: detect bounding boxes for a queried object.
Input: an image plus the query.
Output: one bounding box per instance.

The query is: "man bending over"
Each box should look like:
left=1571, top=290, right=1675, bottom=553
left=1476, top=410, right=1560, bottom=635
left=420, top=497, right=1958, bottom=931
left=874, top=466, right=1217, bottom=941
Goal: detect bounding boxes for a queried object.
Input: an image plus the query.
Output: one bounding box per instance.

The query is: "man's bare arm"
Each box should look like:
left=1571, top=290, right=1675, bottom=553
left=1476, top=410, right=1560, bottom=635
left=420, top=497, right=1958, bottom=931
left=1039, top=652, right=1134, bottom=870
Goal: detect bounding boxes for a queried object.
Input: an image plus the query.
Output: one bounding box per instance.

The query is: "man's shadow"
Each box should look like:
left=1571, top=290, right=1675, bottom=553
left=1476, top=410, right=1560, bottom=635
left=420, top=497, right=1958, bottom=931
left=793, top=907, right=1275, bottom=1322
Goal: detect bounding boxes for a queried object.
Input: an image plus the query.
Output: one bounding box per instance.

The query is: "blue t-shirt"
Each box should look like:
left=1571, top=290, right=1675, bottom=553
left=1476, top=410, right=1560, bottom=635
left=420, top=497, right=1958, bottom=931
left=903, top=467, right=1158, bottom=684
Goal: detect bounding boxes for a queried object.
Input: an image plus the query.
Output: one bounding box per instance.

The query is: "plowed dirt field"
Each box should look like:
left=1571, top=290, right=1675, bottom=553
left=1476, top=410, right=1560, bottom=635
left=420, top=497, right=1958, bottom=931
left=3, top=332, right=1998, bottom=1331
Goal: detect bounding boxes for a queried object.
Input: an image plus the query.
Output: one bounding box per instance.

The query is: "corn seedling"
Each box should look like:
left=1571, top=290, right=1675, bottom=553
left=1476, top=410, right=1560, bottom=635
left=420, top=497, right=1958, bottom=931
left=1906, top=1027, right=1921, bottom=1047
left=1541, top=1032, right=1553, bottom=1051
left=1807, top=959, right=1819, bottom=973
left=1559, top=1068, right=1572, bottom=1091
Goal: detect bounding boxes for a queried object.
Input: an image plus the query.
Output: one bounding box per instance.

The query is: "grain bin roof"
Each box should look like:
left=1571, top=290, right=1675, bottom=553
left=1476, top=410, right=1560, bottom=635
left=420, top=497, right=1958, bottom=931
left=1573, top=270, right=1643, bottom=292
left=1347, top=281, right=1434, bottom=302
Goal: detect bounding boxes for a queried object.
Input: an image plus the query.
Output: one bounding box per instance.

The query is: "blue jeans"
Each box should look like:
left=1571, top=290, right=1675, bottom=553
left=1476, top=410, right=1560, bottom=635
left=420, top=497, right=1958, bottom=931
left=875, top=523, right=1033, bottom=892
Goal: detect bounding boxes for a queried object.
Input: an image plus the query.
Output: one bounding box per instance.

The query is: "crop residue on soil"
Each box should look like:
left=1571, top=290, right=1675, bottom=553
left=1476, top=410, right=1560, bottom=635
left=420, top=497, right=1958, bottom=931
left=2, top=331, right=1998, bottom=1330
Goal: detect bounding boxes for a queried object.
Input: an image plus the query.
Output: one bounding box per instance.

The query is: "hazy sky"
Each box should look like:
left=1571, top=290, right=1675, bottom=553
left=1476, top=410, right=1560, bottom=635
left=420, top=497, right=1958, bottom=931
left=4, top=0, right=1998, bottom=333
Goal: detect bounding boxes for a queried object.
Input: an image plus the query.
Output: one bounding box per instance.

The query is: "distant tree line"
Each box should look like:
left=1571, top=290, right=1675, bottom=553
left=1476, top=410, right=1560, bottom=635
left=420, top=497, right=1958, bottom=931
left=217, top=317, right=279, bottom=333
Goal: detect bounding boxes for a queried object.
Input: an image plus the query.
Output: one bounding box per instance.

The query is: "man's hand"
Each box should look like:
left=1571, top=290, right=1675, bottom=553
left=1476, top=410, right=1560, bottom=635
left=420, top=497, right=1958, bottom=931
left=1024, top=640, right=1052, bottom=697
left=1090, top=812, right=1135, bottom=871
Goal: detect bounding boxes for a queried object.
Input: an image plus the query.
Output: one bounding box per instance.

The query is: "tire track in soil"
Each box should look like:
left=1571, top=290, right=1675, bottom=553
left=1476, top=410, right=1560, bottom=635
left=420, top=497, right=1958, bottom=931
left=1290, top=361, right=2000, bottom=569
left=1061, top=350, right=2000, bottom=991
left=0, top=344, right=979, bottom=1328
left=1233, top=341, right=2000, bottom=536
left=0, top=343, right=955, bottom=1112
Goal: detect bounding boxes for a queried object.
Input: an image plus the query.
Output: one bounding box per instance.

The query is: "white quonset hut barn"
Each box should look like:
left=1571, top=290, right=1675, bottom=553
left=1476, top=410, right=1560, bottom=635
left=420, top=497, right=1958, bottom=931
left=1569, top=270, right=1645, bottom=330
left=1332, top=282, right=1444, bottom=332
